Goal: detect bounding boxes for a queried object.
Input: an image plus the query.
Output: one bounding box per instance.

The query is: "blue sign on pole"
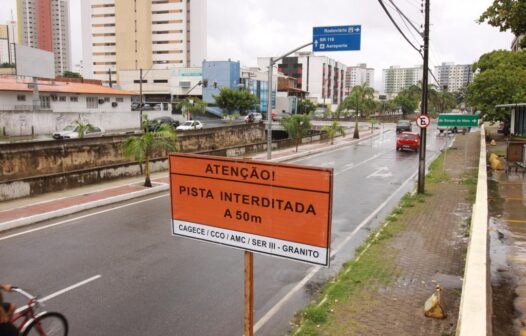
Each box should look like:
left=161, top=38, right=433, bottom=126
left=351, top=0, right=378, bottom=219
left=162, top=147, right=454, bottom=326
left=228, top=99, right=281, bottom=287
left=312, top=25, right=361, bottom=52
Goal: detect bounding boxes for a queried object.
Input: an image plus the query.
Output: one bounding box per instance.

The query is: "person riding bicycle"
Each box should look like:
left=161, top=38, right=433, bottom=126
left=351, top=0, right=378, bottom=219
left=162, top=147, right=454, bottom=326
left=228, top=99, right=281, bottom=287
left=0, top=284, right=18, bottom=336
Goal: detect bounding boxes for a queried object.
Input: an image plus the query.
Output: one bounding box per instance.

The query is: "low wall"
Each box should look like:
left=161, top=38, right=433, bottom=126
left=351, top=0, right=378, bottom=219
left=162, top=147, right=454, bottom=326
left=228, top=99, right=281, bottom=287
left=0, top=123, right=265, bottom=201
left=456, top=126, right=489, bottom=335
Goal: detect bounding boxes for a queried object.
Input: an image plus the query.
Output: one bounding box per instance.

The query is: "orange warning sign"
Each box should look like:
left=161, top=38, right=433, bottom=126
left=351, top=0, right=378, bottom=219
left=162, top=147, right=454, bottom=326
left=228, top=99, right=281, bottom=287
left=169, top=153, right=333, bottom=266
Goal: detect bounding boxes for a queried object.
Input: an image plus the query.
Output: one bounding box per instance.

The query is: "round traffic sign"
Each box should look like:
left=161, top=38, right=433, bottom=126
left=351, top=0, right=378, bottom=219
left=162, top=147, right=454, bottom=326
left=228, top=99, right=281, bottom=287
left=416, top=115, right=431, bottom=128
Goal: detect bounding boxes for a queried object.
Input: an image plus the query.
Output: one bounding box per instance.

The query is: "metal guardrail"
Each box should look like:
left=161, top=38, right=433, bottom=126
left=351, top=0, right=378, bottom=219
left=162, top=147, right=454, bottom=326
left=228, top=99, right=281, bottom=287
left=456, top=125, right=489, bottom=335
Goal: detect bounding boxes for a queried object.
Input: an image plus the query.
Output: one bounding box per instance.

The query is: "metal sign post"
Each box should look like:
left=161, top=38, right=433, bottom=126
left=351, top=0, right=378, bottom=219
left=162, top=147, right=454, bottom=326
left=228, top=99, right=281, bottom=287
left=244, top=251, right=254, bottom=336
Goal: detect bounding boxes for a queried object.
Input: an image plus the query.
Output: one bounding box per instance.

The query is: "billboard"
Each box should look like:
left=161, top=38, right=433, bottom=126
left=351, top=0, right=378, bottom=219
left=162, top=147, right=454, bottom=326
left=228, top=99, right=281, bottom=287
left=169, top=154, right=333, bottom=266
left=15, top=44, right=55, bottom=79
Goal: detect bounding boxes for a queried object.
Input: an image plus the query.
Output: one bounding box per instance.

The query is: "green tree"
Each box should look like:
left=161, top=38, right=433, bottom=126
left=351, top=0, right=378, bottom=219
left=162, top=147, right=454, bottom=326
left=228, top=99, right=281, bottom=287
left=466, top=50, right=526, bottom=121
left=479, top=0, right=526, bottom=48
left=237, top=90, right=259, bottom=115
left=279, top=114, right=312, bottom=152
left=321, top=120, right=345, bottom=144
left=339, top=83, right=376, bottom=138
left=394, top=84, right=421, bottom=116
left=63, top=71, right=82, bottom=78
left=297, top=99, right=316, bottom=114
left=123, top=115, right=177, bottom=187
left=177, top=97, right=207, bottom=120
left=213, top=87, right=258, bottom=116
left=430, top=91, right=457, bottom=115
left=73, top=120, right=95, bottom=138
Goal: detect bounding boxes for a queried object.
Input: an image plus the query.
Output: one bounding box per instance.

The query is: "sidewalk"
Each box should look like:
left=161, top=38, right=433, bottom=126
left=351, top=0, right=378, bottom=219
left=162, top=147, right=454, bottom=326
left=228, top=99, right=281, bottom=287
left=0, top=129, right=381, bottom=233
left=292, top=131, right=481, bottom=335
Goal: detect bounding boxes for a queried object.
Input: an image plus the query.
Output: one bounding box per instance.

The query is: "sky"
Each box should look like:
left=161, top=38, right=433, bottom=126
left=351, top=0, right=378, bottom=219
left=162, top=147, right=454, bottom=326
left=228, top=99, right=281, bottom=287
left=0, top=0, right=515, bottom=91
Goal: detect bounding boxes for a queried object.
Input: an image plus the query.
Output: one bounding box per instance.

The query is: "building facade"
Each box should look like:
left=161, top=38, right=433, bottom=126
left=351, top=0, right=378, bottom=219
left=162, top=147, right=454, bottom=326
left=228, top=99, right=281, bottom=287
left=259, top=52, right=346, bottom=107
left=0, top=21, right=18, bottom=64
left=345, top=63, right=374, bottom=93
left=82, top=0, right=207, bottom=87
left=382, top=65, right=423, bottom=96
left=434, top=62, right=473, bottom=92
left=17, top=0, right=71, bottom=76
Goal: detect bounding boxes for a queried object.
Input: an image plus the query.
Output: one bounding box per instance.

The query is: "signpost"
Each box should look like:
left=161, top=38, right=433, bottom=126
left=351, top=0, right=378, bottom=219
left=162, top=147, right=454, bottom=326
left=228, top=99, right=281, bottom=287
left=437, top=114, right=479, bottom=127
left=416, top=115, right=431, bottom=129
left=313, top=25, right=361, bottom=52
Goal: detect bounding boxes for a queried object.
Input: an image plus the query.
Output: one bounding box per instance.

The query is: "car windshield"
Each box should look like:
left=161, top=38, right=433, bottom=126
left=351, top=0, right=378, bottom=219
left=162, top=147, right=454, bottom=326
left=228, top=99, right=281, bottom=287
left=62, top=125, right=77, bottom=131
left=182, top=121, right=193, bottom=126
left=399, top=133, right=418, bottom=139
left=397, top=121, right=410, bottom=126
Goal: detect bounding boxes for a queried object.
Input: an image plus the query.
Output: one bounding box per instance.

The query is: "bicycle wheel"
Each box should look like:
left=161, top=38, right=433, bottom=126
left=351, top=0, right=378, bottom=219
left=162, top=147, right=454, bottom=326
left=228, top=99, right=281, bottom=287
left=22, top=312, right=68, bottom=336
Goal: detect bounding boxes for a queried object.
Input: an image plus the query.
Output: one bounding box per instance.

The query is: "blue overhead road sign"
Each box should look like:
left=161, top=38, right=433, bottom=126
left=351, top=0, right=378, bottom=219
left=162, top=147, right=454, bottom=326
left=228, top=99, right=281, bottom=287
left=313, top=25, right=361, bottom=52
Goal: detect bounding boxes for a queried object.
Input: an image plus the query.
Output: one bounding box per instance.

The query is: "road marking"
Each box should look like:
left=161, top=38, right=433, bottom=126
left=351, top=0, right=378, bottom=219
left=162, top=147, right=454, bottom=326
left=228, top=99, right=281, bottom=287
left=253, top=168, right=419, bottom=334
left=15, top=275, right=101, bottom=313
left=366, top=166, right=393, bottom=179
left=334, top=152, right=386, bottom=176
left=320, top=161, right=335, bottom=167
left=505, top=219, right=526, bottom=224
left=0, top=194, right=168, bottom=241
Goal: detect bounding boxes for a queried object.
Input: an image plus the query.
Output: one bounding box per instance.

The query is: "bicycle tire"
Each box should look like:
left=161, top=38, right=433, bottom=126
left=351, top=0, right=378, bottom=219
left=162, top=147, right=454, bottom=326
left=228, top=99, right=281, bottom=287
left=21, top=312, right=68, bottom=336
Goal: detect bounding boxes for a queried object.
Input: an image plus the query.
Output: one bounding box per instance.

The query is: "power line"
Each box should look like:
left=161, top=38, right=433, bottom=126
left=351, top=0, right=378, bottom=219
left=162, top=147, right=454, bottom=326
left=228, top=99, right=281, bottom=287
left=377, top=0, right=423, bottom=56
left=387, top=0, right=422, bottom=36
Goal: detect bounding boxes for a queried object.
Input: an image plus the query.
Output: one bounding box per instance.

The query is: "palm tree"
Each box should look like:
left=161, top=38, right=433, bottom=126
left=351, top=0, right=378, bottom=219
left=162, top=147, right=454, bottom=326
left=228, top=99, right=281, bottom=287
left=123, top=115, right=177, bottom=187
left=176, top=97, right=207, bottom=121
left=73, top=120, right=95, bottom=138
left=340, top=83, right=375, bottom=139
left=321, top=120, right=345, bottom=145
left=279, top=114, right=312, bottom=152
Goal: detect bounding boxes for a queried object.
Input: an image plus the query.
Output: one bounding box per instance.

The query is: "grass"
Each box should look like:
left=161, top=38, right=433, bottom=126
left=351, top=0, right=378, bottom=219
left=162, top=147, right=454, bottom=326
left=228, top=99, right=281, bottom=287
left=427, top=152, right=450, bottom=183
left=462, top=169, right=478, bottom=203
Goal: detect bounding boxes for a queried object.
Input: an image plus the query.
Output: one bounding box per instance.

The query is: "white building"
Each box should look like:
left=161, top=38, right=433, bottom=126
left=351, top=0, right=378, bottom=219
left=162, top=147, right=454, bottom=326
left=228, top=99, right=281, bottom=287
left=434, top=62, right=473, bottom=92
left=383, top=65, right=423, bottom=97
left=0, top=21, right=17, bottom=64
left=17, top=0, right=71, bottom=76
left=258, top=51, right=347, bottom=108
left=81, top=0, right=207, bottom=86
left=345, top=63, right=374, bottom=93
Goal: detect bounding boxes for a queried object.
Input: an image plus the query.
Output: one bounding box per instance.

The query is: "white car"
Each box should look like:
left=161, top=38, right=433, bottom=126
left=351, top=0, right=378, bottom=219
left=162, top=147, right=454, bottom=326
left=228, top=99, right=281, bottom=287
left=244, top=112, right=263, bottom=123
left=52, top=125, right=105, bottom=139
left=176, top=120, right=203, bottom=131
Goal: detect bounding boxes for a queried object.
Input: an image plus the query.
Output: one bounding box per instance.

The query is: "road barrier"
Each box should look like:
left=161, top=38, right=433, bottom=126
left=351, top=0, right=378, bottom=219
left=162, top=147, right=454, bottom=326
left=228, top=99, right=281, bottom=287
left=456, top=125, right=489, bottom=335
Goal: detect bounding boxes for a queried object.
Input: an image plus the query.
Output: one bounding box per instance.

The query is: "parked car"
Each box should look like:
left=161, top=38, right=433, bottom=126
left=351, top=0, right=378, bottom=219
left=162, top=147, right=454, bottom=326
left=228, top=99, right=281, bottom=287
left=146, top=116, right=180, bottom=132
left=396, top=131, right=420, bottom=152
left=176, top=120, right=203, bottom=131
left=396, top=120, right=412, bottom=133
left=52, top=124, right=105, bottom=139
left=244, top=112, right=263, bottom=123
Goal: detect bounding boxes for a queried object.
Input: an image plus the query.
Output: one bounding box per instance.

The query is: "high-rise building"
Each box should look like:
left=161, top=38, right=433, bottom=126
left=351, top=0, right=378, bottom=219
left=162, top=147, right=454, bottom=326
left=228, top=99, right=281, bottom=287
left=434, top=62, right=473, bottom=92
left=82, top=0, right=207, bottom=87
left=0, top=20, right=18, bottom=64
left=17, top=0, right=71, bottom=76
left=258, top=51, right=347, bottom=107
left=383, top=65, right=423, bottom=96
left=345, top=63, right=374, bottom=93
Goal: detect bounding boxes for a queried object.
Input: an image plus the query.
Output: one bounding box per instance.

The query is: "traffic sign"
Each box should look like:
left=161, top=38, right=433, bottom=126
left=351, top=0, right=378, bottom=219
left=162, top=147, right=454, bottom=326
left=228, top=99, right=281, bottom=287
left=169, top=154, right=333, bottom=266
left=313, top=25, right=361, bottom=52
left=438, top=114, right=479, bottom=127
left=416, top=115, right=431, bottom=128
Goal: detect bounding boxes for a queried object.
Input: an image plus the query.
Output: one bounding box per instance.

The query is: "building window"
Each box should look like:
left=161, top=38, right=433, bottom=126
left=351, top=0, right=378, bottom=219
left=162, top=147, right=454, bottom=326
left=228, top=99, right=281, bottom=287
left=70, top=96, right=78, bottom=102
left=59, top=96, right=66, bottom=102
left=40, top=96, right=50, bottom=109
left=133, top=80, right=148, bottom=84
left=87, top=97, right=98, bottom=108
left=116, top=97, right=124, bottom=102
left=153, top=79, right=168, bottom=83
left=17, top=95, right=26, bottom=101
left=104, top=97, right=110, bottom=102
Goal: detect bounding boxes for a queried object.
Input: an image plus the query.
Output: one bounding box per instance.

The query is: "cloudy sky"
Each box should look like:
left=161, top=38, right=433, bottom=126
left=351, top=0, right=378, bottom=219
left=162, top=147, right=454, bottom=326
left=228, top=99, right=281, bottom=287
left=0, top=0, right=514, bottom=90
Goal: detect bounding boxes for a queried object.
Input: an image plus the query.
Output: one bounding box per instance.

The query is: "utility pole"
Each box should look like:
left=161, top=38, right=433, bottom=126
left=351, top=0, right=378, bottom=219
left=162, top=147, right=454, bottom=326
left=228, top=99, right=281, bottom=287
left=139, top=68, right=143, bottom=131
left=417, top=0, right=430, bottom=194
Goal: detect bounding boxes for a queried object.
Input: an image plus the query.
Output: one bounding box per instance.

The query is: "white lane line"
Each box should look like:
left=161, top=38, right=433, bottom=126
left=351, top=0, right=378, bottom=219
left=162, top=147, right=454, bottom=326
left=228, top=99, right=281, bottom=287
left=15, top=275, right=101, bottom=313
left=0, top=194, right=168, bottom=241
left=253, top=169, right=418, bottom=334
left=334, top=152, right=386, bottom=176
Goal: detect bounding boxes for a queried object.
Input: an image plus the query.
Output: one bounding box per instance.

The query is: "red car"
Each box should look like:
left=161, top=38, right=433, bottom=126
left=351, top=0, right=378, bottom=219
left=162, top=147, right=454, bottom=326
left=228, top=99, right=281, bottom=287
left=396, top=132, right=420, bottom=152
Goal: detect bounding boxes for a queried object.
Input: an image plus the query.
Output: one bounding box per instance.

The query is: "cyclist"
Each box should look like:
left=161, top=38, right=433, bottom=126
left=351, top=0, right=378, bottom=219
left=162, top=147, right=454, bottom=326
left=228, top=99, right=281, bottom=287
left=0, top=284, right=18, bottom=336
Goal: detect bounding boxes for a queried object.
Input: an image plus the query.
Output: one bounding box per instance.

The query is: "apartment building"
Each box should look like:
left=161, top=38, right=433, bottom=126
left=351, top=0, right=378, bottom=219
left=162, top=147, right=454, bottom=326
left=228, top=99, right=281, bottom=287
left=259, top=51, right=346, bottom=107
left=17, top=0, right=71, bottom=76
left=0, top=21, right=17, bottom=64
left=434, top=62, right=473, bottom=92
left=383, top=65, right=423, bottom=97
left=82, top=0, right=207, bottom=87
left=345, top=63, right=374, bottom=93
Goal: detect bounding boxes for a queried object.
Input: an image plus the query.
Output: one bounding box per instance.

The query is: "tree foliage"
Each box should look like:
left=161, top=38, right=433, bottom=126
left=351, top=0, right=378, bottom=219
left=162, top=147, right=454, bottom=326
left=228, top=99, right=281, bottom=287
left=297, top=99, right=317, bottom=115
left=123, top=115, right=177, bottom=187
left=394, top=85, right=420, bottom=116
left=466, top=50, right=526, bottom=121
left=279, top=114, right=312, bottom=152
left=339, top=84, right=376, bottom=139
left=213, top=87, right=258, bottom=115
left=479, top=0, right=526, bottom=48
left=177, top=97, right=207, bottom=120
left=73, top=120, right=95, bottom=138
left=63, top=71, right=82, bottom=78
left=321, top=121, right=345, bottom=145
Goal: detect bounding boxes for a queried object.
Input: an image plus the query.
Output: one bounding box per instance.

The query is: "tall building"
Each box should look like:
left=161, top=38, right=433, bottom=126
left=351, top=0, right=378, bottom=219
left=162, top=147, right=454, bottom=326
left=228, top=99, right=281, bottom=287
left=82, top=0, right=207, bottom=87
left=383, top=65, right=423, bottom=96
left=17, top=0, right=71, bottom=76
left=434, top=62, right=473, bottom=92
left=258, top=51, right=347, bottom=107
left=0, top=20, right=18, bottom=64
left=345, top=63, right=374, bottom=92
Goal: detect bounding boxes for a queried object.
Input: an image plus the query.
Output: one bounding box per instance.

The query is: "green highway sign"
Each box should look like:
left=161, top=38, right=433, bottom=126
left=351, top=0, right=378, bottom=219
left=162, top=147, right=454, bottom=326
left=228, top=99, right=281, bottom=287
left=437, top=114, right=479, bottom=127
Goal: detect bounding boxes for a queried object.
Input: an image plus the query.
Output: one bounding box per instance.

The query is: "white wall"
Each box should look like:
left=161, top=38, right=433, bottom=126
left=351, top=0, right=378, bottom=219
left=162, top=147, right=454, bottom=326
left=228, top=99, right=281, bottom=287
left=190, top=0, right=207, bottom=67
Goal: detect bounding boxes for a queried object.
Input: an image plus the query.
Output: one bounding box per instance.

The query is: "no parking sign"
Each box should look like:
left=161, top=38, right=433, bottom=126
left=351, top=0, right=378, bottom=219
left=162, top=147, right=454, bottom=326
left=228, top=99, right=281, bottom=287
left=416, top=115, right=431, bottom=129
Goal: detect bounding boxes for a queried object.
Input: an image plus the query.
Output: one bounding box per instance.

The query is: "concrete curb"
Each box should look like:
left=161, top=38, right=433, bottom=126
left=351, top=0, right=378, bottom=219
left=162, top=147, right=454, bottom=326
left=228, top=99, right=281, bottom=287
left=0, top=184, right=169, bottom=232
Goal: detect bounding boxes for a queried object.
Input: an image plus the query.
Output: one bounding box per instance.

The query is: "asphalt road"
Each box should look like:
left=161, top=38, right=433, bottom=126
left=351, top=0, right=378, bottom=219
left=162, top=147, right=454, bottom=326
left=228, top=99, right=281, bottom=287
left=0, top=124, right=453, bottom=335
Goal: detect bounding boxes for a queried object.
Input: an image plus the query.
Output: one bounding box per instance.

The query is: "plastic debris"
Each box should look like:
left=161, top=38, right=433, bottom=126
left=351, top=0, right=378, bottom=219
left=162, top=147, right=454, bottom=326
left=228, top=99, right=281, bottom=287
left=424, top=285, right=447, bottom=319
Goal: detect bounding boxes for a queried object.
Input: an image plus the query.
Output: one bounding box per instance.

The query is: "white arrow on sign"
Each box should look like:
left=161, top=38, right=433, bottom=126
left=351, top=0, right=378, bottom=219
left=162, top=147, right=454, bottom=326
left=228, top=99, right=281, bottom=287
left=366, top=166, right=393, bottom=179
left=314, top=40, right=318, bottom=47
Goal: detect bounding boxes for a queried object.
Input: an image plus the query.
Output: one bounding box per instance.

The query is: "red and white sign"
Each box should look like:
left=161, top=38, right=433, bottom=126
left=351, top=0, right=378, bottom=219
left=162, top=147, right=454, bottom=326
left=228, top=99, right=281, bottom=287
left=416, top=115, right=431, bottom=128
